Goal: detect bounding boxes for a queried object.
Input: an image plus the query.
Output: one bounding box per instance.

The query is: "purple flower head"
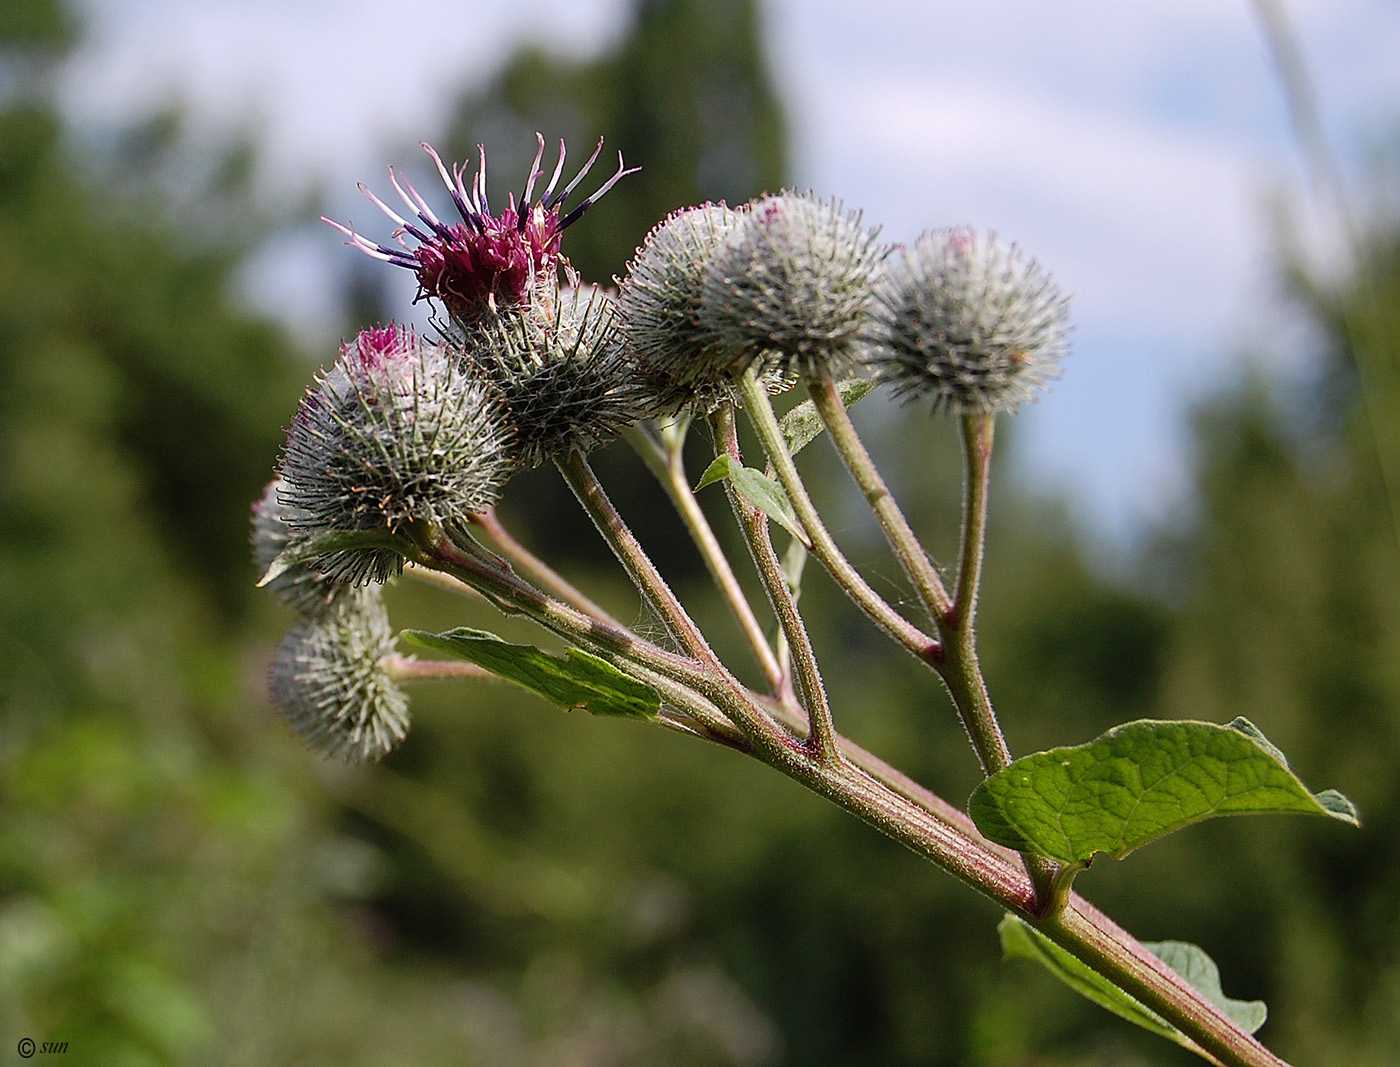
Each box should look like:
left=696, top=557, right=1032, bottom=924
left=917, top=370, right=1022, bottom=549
left=323, top=135, right=639, bottom=324
left=342, top=322, right=415, bottom=374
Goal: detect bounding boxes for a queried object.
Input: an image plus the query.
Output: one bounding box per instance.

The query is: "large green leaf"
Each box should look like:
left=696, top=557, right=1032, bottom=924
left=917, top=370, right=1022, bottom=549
left=998, top=916, right=1266, bottom=1059
left=400, top=628, right=660, bottom=719
left=779, top=377, right=876, bottom=457
left=969, top=718, right=1357, bottom=865
left=693, top=454, right=811, bottom=548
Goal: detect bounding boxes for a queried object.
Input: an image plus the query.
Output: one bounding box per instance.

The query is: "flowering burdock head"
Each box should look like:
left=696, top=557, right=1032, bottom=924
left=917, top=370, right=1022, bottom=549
left=268, top=589, right=410, bottom=762
left=458, top=285, right=658, bottom=468
left=699, top=191, right=884, bottom=381
left=869, top=228, right=1070, bottom=414
left=278, top=323, right=514, bottom=584
left=250, top=478, right=349, bottom=615
left=323, top=135, right=638, bottom=326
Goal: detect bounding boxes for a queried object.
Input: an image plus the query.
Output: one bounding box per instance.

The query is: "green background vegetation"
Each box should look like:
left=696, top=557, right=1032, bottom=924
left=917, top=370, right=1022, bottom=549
left=2, top=1, right=1396, bottom=1063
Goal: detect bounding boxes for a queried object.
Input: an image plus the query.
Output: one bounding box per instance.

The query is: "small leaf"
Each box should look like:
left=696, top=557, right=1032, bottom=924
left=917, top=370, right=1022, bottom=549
left=729, top=466, right=812, bottom=547
left=969, top=718, right=1358, bottom=866
left=693, top=455, right=812, bottom=548
left=257, top=528, right=409, bottom=586
left=1144, top=940, right=1267, bottom=1034
left=694, top=454, right=735, bottom=492
left=780, top=377, right=876, bottom=457
left=999, top=916, right=1263, bottom=1060
left=400, top=628, right=660, bottom=719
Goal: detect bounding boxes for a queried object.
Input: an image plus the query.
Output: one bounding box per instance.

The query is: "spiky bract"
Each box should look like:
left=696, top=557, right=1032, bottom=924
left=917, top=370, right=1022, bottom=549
left=869, top=229, right=1070, bottom=414
left=699, top=191, right=883, bottom=381
left=460, top=287, right=659, bottom=468
left=268, top=589, right=409, bottom=762
left=250, top=478, right=349, bottom=615
left=279, top=324, right=513, bottom=584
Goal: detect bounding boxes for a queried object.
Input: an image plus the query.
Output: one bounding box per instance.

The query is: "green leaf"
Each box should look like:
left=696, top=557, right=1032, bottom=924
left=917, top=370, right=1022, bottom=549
left=1144, top=940, right=1267, bottom=1034
left=694, top=453, right=735, bottom=492
left=693, top=454, right=812, bottom=548
left=780, top=536, right=809, bottom=600
left=257, top=528, right=409, bottom=586
left=998, top=915, right=1179, bottom=1044
left=969, top=718, right=1359, bottom=865
left=400, top=627, right=660, bottom=719
left=780, top=377, right=876, bottom=457
left=998, top=916, right=1265, bottom=1058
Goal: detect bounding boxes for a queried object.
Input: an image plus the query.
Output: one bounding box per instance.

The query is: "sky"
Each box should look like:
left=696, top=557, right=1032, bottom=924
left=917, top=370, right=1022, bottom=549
left=60, top=0, right=1400, bottom=543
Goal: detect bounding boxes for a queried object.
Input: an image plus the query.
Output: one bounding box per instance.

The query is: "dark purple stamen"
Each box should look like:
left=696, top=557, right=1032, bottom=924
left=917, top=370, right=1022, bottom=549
left=325, top=135, right=637, bottom=322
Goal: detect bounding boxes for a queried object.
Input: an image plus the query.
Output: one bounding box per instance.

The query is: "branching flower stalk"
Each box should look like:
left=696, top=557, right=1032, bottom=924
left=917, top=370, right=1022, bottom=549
left=710, top=402, right=838, bottom=761
left=467, top=506, right=620, bottom=626
left=622, top=422, right=786, bottom=693
left=408, top=522, right=1284, bottom=1067
left=252, top=136, right=1358, bottom=1067
left=737, top=369, right=942, bottom=663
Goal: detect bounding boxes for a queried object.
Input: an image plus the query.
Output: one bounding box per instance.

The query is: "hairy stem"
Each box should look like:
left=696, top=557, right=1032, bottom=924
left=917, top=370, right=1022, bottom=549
left=712, top=404, right=841, bottom=764
left=553, top=451, right=795, bottom=753
left=943, top=413, right=1013, bottom=776
left=809, top=371, right=952, bottom=620
left=738, top=369, right=942, bottom=662
left=469, top=507, right=621, bottom=627
left=624, top=424, right=785, bottom=692
left=1047, top=904, right=1288, bottom=1067
left=409, top=525, right=1284, bottom=1065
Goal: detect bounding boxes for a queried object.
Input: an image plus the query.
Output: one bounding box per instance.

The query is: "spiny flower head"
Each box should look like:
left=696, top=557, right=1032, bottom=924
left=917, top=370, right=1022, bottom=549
left=268, top=588, right=410, bottom=762
left=251, top=478, right=349, bottom=615
left=618, top=202, right=760, bottom=410
left=699, top=191, right=884, bottom=381
left=324, top=135, right=638, bottom=326
left=869, top=228, right=1070, bottom=414
left=457, top=284, right=659, bottom=468
left=278, top=323, right=514, bottom=584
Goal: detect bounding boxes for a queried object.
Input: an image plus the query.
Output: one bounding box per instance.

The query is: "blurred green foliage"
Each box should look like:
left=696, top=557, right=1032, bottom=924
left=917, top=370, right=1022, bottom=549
left=2, top=1, right=1397, bottom=1064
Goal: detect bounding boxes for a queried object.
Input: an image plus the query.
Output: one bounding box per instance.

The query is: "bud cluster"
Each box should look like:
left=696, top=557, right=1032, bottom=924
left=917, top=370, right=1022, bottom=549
left=259, top=132, right=1073, bottom=765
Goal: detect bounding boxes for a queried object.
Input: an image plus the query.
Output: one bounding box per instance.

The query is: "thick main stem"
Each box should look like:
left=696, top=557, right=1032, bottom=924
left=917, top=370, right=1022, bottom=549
left=624, top=425, right=785, bottom=692
left=712, top=404, right=841, bottom=764
left=411, top=526, right=1285, bottom=1066
left=737, top=370, right=942, bottom=662
left=809, top=372, right=952, bottom=620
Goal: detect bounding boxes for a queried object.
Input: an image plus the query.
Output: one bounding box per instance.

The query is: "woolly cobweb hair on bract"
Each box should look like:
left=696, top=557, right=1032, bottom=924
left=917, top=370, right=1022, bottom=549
left=868, top=228, right=1070, bottom=415
left=698, top=190, right=884, bottom=382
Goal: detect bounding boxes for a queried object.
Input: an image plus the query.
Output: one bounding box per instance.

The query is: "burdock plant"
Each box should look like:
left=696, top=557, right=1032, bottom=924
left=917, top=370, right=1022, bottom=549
left=258, top=134, right=1358, bottom=1066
